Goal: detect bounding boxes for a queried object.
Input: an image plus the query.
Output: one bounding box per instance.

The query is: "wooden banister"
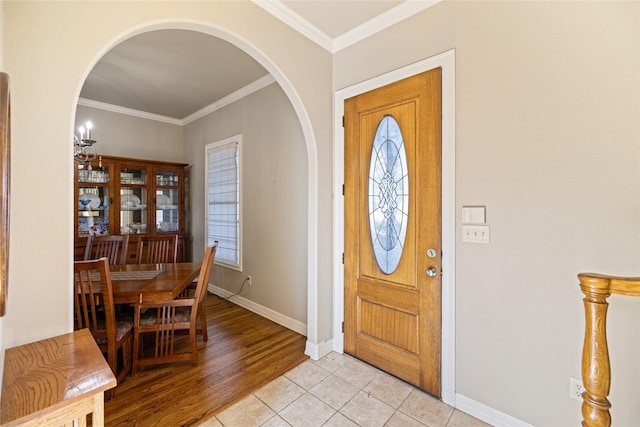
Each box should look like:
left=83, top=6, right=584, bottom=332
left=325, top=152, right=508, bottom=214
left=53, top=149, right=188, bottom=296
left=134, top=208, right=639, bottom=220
left=578, top=273, right=640, bottom=427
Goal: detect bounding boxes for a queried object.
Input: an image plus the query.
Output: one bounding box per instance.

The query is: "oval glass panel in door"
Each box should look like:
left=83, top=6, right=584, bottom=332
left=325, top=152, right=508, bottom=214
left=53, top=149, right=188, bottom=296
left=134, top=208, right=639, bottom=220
left=368, top=115, right=409, bottom=274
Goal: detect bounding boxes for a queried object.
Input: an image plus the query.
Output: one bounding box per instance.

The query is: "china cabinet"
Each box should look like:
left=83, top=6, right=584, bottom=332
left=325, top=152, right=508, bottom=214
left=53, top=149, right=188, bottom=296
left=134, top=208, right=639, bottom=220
left=74, top=155, right=188, bottom=262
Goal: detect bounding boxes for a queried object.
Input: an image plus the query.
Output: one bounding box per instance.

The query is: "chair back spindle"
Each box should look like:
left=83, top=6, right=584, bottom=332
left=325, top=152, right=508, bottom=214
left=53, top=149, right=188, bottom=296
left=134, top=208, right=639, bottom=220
left=84, top=234, right=130, bottom=265
left=136, top=235, right=178, bottom=264
left=132, top=243, right=217, bottom=374
left=74, top=258, right=114, bottom=342
left=74, top=257, right=133, bottom=397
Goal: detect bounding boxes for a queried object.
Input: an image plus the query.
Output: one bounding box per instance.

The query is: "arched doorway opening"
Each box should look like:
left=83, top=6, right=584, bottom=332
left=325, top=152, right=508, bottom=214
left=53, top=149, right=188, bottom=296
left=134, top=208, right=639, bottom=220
left=72, top=21, right=319, bottom=354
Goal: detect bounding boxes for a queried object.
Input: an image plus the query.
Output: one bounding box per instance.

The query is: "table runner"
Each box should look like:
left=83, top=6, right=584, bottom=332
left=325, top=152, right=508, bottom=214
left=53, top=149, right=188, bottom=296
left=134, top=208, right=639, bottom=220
left=89, top=269, right=164, bottom=282
left=110, top=270, right=164, bottom=280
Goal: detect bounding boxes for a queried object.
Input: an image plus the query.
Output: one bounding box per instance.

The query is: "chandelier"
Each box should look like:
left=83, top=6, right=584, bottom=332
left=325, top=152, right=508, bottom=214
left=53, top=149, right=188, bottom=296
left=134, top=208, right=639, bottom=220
left=73, top=121, right=98, bottom=166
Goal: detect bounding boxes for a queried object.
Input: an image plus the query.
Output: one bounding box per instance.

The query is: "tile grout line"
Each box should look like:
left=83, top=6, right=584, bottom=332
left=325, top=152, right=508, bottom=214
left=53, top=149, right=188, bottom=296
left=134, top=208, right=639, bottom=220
left=211, top=354, right=484, bottom=427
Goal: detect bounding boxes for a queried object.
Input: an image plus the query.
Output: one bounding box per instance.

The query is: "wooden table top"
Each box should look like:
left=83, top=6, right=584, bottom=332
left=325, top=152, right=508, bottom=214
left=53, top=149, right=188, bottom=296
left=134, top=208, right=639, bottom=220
left=0, top=329, right=116, bottom=426
left=108, top=262, right=201, bottom=304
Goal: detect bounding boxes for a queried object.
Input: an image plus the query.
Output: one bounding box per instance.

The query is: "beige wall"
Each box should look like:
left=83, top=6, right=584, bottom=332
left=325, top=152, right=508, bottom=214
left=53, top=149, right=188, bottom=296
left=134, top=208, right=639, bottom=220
left=184, top=83, right=307, bottom=324
left=75, top=105, right=184, bottom=163
left=1, top=0, right=638, bottom=425
left=1, top=0, right=332, bottom=362
left=335, top=1, right=639, bottom=424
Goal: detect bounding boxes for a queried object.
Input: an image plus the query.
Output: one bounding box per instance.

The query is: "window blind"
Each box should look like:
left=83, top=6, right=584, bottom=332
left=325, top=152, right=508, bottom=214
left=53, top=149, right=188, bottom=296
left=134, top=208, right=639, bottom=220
left=206, top=139, right=240, bottom=269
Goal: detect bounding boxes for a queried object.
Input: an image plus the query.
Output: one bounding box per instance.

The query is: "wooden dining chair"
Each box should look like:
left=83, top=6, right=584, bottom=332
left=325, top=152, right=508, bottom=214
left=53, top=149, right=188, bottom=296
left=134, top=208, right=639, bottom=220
left=179, top=240, right=218, bottom=341
left=84, top=234, right=130, bottom=265
left=136, top=234, right=178, bottom=264
left=74, top=258, right=133, bottom=399
left=132, top=243, right=217, bottom=375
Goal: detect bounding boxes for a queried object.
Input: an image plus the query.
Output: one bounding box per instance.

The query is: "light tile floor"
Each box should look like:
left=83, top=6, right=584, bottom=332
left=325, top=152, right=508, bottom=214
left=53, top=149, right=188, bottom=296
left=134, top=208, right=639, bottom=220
left=198, top=352, right=491, bottom=427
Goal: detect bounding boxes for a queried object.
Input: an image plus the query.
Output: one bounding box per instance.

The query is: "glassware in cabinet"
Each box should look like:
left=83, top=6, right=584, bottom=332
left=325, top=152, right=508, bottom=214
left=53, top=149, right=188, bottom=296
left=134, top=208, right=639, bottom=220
left=154, top=168, right=180, bottom=233
left=77, top=164, right=110, bottom=238
left=74, top=156, right=188, bottom=261
left=155, top=170, right=179, bottom=186
left=119, top=166, right=148, bottom=235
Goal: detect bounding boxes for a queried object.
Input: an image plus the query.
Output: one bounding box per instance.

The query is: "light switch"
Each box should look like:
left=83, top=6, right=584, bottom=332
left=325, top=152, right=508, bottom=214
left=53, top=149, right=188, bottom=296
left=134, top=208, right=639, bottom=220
left=462, top=225, right=490, bottom=244
left=462, top=206, right=486, bottom=224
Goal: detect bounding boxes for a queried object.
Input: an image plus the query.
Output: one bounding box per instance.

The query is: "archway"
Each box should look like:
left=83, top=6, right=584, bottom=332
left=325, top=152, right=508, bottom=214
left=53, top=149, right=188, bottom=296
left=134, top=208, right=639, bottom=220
left=73, top=20, right=319, bottom=355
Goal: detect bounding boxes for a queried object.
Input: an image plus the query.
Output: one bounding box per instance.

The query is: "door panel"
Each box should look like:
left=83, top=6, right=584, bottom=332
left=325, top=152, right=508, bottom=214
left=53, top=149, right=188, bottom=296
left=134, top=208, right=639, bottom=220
left=358, top=104, right=417, bottom=287
left=344, top=68, right=442, bottom=396
left=359, top=298, right=419, bottom=353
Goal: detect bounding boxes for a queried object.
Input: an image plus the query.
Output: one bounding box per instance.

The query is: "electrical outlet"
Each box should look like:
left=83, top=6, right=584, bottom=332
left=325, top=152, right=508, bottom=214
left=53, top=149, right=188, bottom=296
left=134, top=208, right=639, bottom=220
left=247, top=275, right=252, bottom=286
left=570, top=377, right=585, bottom=400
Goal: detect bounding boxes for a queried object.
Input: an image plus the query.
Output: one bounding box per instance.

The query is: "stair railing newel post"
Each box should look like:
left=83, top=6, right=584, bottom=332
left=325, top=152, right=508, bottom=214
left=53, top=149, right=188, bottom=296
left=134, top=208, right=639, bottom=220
left=579, top=273, right=612, bottom=427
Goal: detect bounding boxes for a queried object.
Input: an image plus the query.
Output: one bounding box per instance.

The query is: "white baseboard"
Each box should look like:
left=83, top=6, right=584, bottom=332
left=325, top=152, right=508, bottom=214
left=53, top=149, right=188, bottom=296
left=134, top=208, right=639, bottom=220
left=209, top=284, right=336, bottom=362
left=304, top=338, right=334, bottom=361
left=455, top=394, right=533, bottom=427
left=208, top=284, right=307, bottom=336
left=210, top=284, right=531, bottom=424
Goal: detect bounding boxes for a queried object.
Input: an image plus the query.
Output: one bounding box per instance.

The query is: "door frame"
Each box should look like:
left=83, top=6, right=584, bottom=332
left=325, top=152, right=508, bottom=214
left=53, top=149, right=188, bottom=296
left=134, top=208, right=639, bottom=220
left=333, top=49, right=456, bottom=405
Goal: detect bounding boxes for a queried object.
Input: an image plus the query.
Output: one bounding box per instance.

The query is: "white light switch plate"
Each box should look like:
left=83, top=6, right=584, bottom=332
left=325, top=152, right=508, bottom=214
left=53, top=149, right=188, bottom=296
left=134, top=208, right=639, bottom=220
left=461, top=206, right=486, bottom=224
left=462, top=225, right=490, bottom=244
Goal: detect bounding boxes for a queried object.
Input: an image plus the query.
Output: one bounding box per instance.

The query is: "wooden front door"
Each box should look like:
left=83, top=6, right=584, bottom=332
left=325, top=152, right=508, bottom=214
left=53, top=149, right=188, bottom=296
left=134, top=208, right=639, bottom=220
left=344, top=68, right=442, bottom=396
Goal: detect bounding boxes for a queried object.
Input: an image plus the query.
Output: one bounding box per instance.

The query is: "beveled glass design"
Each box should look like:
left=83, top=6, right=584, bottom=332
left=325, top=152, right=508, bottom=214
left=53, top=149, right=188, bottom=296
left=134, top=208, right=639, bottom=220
left=368, top=115, right=409, bottom=274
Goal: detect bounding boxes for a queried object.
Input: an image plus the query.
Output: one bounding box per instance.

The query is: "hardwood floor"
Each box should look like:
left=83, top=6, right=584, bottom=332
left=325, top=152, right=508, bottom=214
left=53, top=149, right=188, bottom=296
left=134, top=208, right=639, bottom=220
left=104, top=294, right=309, bottom=426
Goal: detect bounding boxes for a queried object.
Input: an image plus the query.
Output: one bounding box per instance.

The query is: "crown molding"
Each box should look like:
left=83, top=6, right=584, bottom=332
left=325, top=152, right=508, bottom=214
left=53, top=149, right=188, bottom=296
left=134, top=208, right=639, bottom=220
left=80, top=1, right=444, bottom=122
left=182, top=74, right=276, bottom=124
left=252, top=0, right=334, bottom=51
left=77, top=98, right=183, bottom=125
left=253, top=0, right=442, bottom=53
left=334, top=1, right=442, bottom=52
left=78, top=74, right=277, bottom=126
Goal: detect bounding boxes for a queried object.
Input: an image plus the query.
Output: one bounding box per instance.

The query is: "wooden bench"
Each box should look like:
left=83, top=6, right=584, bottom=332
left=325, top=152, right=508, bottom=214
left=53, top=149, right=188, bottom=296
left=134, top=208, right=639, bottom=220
left=1, top=329, right=116, bottom=426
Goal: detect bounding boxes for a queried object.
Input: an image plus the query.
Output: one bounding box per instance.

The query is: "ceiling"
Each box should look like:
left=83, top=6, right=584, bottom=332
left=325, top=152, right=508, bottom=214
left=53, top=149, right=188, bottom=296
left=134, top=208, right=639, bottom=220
left=79, top=0, right=438, bottom=123
left=280, top=0, right=403, bottom=39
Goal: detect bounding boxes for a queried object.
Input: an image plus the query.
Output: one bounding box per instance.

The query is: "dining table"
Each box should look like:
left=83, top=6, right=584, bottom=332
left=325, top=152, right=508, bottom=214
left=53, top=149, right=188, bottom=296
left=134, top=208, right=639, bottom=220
left=105, top=262, right=202, bottom=305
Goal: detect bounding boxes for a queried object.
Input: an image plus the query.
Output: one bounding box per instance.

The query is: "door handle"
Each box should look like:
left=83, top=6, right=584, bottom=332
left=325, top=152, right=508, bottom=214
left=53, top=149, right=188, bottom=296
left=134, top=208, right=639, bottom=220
left=426, top=267, right=438, bottom=277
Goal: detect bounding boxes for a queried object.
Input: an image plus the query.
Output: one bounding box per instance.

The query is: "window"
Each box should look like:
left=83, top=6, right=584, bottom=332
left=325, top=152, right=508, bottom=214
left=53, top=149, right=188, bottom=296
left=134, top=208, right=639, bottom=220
left=368, top=115, right=408, bottom=275
left=205, top=135, right=242, bottom=270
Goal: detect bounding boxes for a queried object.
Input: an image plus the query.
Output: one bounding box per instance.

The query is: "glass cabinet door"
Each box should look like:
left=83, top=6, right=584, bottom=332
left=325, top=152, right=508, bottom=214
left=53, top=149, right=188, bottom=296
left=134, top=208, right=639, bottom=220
left=155, top=169, right=180, bottom=233
left=77, top=165, right=110, bottom=237
left=119, top=166, right=148, bottom=235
